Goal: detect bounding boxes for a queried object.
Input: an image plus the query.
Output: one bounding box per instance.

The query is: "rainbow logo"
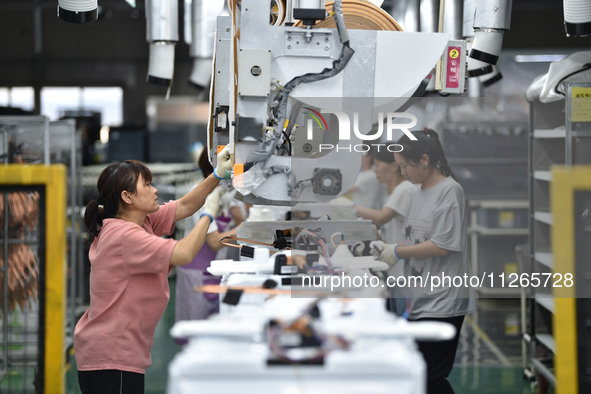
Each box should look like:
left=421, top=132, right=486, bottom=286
left=303, top=107, right=328, bottom=131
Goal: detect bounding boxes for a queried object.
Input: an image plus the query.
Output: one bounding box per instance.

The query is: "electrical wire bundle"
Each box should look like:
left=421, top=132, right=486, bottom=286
left=219, top=227, right=369, bottom=276
left=266, top=299, right=350, bottom=364
left=245, top=0, right=354, bottom=165
left=219, top=235, right=290, bottom=253
left=0, top=191, right=40, bottom=312
left=294, top=229, right=337, bottom=274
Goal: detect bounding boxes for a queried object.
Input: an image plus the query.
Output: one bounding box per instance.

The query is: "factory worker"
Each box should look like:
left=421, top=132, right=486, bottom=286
left=347, top=151, right=386, bottom=211
left=354, top=145, right=417, bottom=316
left=74, top=146, right=232, bottom=394
left=371, top=129, right=477, bottom=394
left=175, top=150, right=245, bottom=342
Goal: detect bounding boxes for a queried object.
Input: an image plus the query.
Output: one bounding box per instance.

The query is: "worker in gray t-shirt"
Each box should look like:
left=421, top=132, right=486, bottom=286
left=401, top=175, right=476, bottom=319
left=371, top=128, right=477, bottom=394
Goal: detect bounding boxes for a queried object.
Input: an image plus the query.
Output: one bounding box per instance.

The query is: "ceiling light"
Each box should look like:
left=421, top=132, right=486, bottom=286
left=514, top=54, right=568, bottom=63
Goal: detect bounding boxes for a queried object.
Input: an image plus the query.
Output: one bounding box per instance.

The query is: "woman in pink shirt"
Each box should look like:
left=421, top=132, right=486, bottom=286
left=74, top=147, right=232, bottom=394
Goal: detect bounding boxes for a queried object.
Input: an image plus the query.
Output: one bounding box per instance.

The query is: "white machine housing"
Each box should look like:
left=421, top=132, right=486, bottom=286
left=209, top=0, right=453, bottom=205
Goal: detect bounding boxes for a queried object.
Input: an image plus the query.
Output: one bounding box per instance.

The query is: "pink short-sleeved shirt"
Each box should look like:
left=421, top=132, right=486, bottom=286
left=74, top=201, right=178, bottom=374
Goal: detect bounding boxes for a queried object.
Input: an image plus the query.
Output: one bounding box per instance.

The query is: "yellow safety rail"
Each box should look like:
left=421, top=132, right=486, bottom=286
left=0, top=164, right=67, bottom=394
left=551, top=165, right=591, bottom=394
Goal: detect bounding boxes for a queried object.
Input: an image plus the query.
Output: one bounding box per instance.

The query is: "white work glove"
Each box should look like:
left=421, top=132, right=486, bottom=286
left=370, top=240, right=400, bottom=268
left=201, top=187, right=224, bottom=222
left=214, top=145, right=233, bottom=180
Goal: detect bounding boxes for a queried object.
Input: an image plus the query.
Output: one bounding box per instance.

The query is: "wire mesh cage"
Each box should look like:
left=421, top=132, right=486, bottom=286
left=0, top=186, right=43, bottom=393
left=0, top=166, right=68, bottom=393
left=1, top=117, right=68, bottom=393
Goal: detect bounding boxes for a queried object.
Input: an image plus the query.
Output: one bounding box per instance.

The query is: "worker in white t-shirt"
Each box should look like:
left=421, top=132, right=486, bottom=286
left=347, top=152, right=386, bottom=211
left=354, top=145, right=418, bottom=316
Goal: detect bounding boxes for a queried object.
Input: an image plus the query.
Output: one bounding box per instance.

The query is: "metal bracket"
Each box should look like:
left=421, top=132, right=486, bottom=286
left=284, top=30, right=333, bottom=58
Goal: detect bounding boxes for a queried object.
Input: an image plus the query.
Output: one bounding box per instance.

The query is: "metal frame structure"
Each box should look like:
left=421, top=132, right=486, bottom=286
left=527, top=81, right=591, bottom=391
left=551, top=165, right=591, bottom=394
left=48, top=119, right=85, bottom=354
left=0, top=164, right=67, bottom=393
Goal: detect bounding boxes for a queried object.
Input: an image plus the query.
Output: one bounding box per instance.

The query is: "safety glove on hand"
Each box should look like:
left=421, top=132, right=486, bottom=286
left=370, top=240, right=400, bottom=268
left=201, top=187, right=224, bottom=222
left=214, top=145, right=233, bottom=180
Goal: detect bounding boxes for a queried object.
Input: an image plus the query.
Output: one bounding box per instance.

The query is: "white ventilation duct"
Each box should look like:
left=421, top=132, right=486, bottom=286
left=146, top=0, right=179, bottom=87
left=57, top=0, right=98, bottom=23
left=404, top=0, right=420, bottom=32
left=467, top=55, right=492, bottom=77
left=189, top=58, right=214, bottom=90
left=418, top=0, right=463, bottom=36
left=147, top=42, right=176, bottom=86
left=478, top=64, right=502, bottom=86
left=467, top=0, right=512, bottom=85
left=420, top=0, right=439, bottom=33
left=564, top=0, right=591, bottom=37
left=388, top=0, right=406, bottom=25
left=390, top=0, right=463, bottom=35
left=462, top=0, right=476, bottom=37
left=188, top=0, right=226, bottom=89
left=442, top=0, right=464, bottom=39
left=470, top=29, right=504, bottom=67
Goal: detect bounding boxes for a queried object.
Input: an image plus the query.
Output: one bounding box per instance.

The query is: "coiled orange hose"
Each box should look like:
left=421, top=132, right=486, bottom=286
left=295, top=0, right=403, bottom=31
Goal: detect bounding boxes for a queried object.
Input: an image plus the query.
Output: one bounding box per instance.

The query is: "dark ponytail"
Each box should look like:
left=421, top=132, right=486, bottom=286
left=84, top=198, right=104, bottom=240
left=396, top=128, right=457, bottom=181
left=84, top=160, right=153, bottom=240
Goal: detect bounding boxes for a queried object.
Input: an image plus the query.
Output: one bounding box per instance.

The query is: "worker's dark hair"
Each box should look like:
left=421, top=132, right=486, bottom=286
left=368, top=144, right=396, bottom=163
left=198, top=149, right=214, bottom=178
left=84, top=160, right=153, bottom=239
left=396, top=128, right=457, bottom=180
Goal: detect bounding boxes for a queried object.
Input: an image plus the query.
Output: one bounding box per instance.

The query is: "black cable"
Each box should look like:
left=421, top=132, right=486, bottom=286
left=281, top=131, right=292, bottom=155
left=247, top=0, right=354, bottom=164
